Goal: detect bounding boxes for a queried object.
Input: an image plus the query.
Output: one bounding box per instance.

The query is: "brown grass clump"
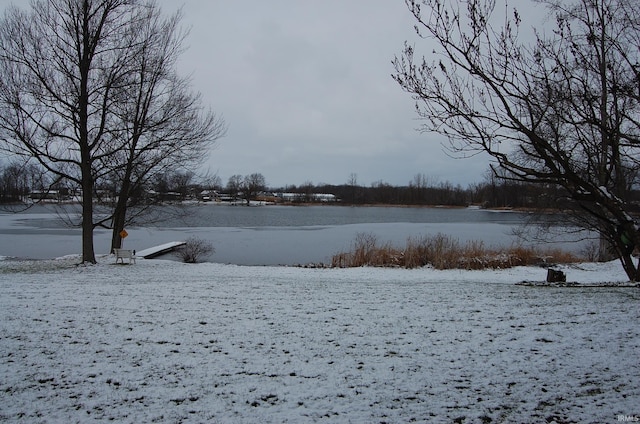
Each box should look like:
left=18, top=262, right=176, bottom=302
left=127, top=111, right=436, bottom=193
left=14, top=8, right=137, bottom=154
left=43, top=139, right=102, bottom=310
left=331, top=233, right=404, bottom=268
left=330, top=232, right=581, bottom=270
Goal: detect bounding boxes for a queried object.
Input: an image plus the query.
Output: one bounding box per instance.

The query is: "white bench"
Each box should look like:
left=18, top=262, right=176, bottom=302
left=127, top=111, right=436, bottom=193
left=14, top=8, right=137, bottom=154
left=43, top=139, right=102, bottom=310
left=114, top=248, right=136, bottom=264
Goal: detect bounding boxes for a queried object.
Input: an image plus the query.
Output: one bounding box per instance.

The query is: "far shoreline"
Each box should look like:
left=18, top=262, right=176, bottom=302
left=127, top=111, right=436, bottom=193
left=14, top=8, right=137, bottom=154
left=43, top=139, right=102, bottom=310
left=2, top=199, right=562, bottom=215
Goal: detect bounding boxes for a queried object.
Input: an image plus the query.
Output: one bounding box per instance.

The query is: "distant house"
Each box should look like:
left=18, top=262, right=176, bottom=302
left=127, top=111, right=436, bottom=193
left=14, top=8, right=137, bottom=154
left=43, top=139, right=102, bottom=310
left=274, top=192, right=338, bottom=203
left=198, top=190, right=242, bottom=203
left=256, top=192, right=279, bottom=203
left=199, top=190, right=217, bottom=202
left=29, top=190, right=60, bottom=201
left=313, top=193, right=338, bottom=202
left=147, top=190, right=183, bottom=204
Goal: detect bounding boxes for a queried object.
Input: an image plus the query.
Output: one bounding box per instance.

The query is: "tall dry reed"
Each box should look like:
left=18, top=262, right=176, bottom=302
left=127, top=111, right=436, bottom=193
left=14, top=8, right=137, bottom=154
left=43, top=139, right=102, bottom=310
left=331, top=232, right=581, bottom=270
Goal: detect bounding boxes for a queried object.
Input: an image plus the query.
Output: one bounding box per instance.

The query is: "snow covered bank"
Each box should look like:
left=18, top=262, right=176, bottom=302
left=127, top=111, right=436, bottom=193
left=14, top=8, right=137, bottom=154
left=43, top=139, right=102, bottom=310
left=1, top=258, right=638, bottom=423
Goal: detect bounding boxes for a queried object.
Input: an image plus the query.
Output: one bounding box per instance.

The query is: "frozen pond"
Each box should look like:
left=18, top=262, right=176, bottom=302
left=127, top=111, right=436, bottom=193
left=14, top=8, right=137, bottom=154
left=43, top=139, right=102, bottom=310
left=0, top=204, right=586, bottom=265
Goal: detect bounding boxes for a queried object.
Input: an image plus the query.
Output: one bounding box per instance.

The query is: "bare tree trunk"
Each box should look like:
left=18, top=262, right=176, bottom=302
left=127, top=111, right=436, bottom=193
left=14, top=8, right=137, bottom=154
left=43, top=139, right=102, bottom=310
left=623, top=229, right=640, bottom=282
left=81, top=164, right=96, bottom=264
left=598, top=232, right=615, bottom=262
left=110, top=194, right=128, bottom=252
left=619, top=253, right=638, bottom=281
left=110, top=162, right=133, bottom=253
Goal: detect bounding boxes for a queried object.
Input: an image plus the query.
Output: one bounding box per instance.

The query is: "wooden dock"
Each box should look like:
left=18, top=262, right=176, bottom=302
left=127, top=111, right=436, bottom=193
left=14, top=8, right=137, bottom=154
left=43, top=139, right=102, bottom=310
left=136, top=241, right=186, bottom=259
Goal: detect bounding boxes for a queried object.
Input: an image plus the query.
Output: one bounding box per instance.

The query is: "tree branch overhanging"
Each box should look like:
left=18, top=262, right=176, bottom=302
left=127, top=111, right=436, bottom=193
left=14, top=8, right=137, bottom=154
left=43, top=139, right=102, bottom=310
left=393, top=0, right=640, bottom=280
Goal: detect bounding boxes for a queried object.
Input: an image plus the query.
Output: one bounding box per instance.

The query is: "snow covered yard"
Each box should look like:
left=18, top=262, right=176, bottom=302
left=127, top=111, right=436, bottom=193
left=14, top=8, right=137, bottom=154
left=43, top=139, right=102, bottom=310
left=0, top=257, right=638, bottom=423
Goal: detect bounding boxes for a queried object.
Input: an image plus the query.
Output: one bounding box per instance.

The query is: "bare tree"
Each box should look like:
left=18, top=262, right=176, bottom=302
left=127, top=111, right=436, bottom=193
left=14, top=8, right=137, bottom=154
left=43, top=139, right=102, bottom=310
left=0, top=0, right=224, bottom=263
left=347, top=172, right=360, bottom=204
left=409, top=173, right=434, bottom=204
left=104, top=4, right=226, bottom=252
left=226, top=174, right=243, bottom=202
left=393, top=0, right=640, bottom=280
left=241, top=173, right=266, bottom=205
left=0, top=161, right=46, bottom=204
left=202, top=174, right=223, bottom=192
left=0, top=0, right=139, bottom=263
left=299, top=180, right=315, bottom=203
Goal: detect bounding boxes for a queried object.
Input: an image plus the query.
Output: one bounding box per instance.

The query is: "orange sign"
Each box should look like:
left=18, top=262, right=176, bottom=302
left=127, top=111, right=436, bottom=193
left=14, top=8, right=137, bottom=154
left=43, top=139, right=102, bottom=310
left=119, top=229, right=128, bottom=239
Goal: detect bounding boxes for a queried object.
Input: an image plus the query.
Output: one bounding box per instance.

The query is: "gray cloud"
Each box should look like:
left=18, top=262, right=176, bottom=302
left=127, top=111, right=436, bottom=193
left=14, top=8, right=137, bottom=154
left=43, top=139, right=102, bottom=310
left=1, top=0, right=498, bottom=187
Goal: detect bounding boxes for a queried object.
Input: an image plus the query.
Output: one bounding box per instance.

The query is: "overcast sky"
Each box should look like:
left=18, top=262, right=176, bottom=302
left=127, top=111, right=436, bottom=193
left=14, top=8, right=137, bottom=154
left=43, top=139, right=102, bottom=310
left=1, top=1, right=544, bottom=188
left=161, top=0, right=484, bottom=188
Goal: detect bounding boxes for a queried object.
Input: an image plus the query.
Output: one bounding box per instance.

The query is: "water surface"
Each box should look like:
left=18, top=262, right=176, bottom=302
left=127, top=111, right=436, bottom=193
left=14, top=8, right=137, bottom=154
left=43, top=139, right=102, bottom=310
left=0, top=204, right=580, bottom=265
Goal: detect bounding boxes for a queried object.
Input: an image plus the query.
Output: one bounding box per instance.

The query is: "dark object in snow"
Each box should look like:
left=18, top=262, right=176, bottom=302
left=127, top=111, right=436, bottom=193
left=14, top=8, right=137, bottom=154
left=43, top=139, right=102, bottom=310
left=546, top=269, right=566, bottom=283
left=516, top=280, right=639, bottom=287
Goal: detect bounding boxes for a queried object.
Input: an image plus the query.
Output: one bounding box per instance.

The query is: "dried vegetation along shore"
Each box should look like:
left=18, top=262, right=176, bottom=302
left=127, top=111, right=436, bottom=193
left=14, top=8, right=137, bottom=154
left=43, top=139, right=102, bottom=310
left=331, top=233, right=580, bottom=269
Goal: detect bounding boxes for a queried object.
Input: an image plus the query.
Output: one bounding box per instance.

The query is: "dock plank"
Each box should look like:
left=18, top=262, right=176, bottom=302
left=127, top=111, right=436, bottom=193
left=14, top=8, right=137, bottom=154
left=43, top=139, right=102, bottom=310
left=136, top=241, right=186, bottom=259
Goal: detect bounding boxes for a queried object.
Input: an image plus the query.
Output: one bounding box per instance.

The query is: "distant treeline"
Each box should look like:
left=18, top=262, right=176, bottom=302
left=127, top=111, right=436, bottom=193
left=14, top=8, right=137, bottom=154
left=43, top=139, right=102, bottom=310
left=276, top=179, right=640, bottom=211
left=3, top=162, right=640, bottom=212
left=275, top=180, right=565, bottom=209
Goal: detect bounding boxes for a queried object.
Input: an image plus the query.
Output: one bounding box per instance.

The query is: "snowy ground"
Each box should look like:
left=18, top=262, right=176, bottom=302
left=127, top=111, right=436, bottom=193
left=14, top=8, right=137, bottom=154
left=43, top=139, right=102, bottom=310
left=0, top=256, right=639, bottom=423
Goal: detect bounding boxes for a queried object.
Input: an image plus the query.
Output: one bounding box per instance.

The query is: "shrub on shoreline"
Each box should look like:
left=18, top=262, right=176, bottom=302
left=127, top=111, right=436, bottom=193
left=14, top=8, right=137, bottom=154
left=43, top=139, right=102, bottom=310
left=331, top=232, right=581, bottom=270
left=174, top=237, right=215, bottom=264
